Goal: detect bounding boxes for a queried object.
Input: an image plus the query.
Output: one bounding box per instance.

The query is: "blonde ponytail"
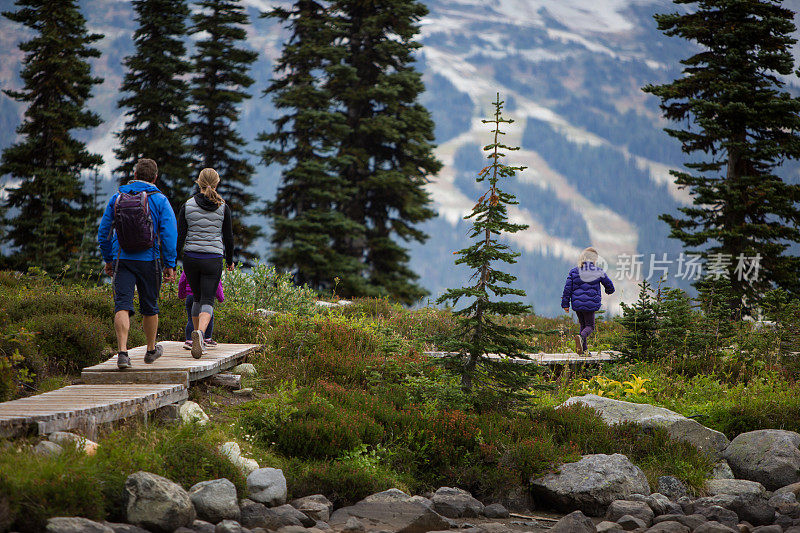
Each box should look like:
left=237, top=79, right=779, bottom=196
left=196, top=168, right=224, bottom=206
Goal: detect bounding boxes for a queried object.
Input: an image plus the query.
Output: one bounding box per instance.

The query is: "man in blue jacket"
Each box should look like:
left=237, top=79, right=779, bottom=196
left=97, top=159, right=178, bottom=369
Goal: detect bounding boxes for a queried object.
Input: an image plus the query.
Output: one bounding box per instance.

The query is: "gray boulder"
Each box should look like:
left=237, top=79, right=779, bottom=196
left=290, top=494, right=333, bottom=522
left=532, top=453, right=650, bottom=516
left=124, top=471, right=196, bottom=532
left=102, top=523, right=151, bottom=533
left=482, top=503, right=509, bottom=519
left=653, top=514, right=706, bottom=529
left=723, top=429, right=800, bottom=490
left=329, top=491, right=450, bottom=533
left=692, top=523, right=737, bottom=533
left=646, top=493, right=682, bottom=516
left=247, top=468, right=287, bottom=506
left=549, top=510, right=596, bottom=533
left=46, top=517, right=113, bottom=533
left=562, top=395, right=729, bottom=458
left=190, top=520, right=217, bottom=533
left=657, top=476, right=688, bottom=501
left=214, top=520, right=244, bottom=533
left=693, top=504, right=738, bottom=529
left=431, top=487, right=484, bottom=518
left=711, top=461, right=735, bottom=480
left=645, top=522, right=690, bottom=533
left=606, top=500, right=654, bottom=525
left=189, top=478, right=240, bottom=523
left=705, top=478, right=766, bottom=498
left=617, top=514, right=646, bottom=530
left=596, top=521, right=623, bottom=533
left=34, top=441, right=63, bottom=457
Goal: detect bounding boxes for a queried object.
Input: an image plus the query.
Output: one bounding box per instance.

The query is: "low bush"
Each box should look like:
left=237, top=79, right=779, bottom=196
left=23, top=313, right=108, bottom=374
left=0, top=423, right=244, bottom=532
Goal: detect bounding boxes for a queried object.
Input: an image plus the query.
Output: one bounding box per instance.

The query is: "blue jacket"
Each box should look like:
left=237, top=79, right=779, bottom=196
left=561, top=262, right=615, bottom=312
left=97, top=181, right=178, bottom=268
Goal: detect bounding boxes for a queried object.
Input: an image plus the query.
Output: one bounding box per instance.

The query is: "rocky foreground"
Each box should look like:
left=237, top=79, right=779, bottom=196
left=24, top=394, right=800, bottom=533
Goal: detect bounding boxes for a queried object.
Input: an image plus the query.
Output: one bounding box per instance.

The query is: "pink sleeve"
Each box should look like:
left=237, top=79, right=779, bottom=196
left=178, top=273, right=188, bottom=299
left=216, top=282, right=224, bottom=303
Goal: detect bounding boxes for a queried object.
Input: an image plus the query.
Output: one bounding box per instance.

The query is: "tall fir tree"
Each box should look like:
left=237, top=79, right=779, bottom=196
left=115, top=0, right=193, bottom=212
left=0, top=0, right=104, bottom=274
left=262, top=0, right=440, bottom=303
left=437, top=95, right=532, bottom=392
left=330, top=0, right=441, bottom=304
left=261, top=0, right=368, bottom=295
left=191, top=0, right=260, bottom=264
left=643, top=0, right=800, bottom=307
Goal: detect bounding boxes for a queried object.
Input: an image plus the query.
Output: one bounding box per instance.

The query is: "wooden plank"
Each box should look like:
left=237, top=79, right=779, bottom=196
left=424, top=351, right=621, bottom=365
left=208, top=373, right=241, bottom=389
left=81, top=370, right=189, bottom=387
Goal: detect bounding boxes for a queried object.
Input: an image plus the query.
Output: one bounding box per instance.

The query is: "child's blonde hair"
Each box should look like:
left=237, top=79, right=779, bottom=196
left=578, top=247, right=598, bottom=266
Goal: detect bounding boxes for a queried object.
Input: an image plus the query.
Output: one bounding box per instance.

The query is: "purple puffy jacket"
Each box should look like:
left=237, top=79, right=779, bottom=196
left=561, top=262, right=615, bottom=312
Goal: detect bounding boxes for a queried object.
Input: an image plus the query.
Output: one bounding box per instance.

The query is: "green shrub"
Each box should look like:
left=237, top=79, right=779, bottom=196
left=0, top=327, right=41, bottom=401
left=224, top=262, right=318, bottom=315
left=23, top=313, right=107, bottom=374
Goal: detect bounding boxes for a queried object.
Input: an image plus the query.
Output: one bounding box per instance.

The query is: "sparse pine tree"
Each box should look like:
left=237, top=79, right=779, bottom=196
left=0, top=0, right=104, bottom=274
left=644, top=0, right=800, bottom=307
left=261, top=0, right=367, bottom=294
left=191, top=0, right=260, bottom=263
left=331, top=0, right=441, bottom=304
left=115, top=0, right=193, bottom=211
left=436, top=94, right=532, bottom=392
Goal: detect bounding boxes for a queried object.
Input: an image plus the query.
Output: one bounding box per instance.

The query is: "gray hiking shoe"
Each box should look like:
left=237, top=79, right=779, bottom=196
left=117, top=352, right=131, bottom=370
left=144, top=344, right=163, bottom=364
left=574, top=335, right=584, bottom=355
left=191, top=330, right=205, bottom=359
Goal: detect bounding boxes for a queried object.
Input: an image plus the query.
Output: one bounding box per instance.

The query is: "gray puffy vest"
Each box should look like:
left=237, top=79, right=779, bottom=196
left=184, top=197, right=225, bottom=255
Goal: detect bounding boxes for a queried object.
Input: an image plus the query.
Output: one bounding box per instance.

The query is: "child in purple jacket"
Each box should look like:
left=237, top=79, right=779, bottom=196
left=178, top=271, right=224, bottom=350
left=561, top=247, right=615, bottom=355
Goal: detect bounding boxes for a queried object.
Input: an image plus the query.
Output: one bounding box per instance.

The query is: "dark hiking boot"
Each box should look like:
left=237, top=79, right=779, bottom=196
left=117, top=351, right=131, bottom=370
left=144, top=344, right=162, bottom=364
left=574, top=335, right=584, bottom=355
left=581, top=335, right=589, bottom=354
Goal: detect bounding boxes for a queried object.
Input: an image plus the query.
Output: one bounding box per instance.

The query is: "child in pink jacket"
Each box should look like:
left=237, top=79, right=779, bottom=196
left=178, top=271, right=224, bottom=349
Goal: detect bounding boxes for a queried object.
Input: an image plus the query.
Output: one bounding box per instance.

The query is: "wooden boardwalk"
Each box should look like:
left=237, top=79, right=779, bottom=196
left=0, top=342, right=259, bottom=438
left=424, top=351, right=621, bottom=365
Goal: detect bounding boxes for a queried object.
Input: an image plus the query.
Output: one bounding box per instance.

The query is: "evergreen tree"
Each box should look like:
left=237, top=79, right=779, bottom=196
left=436, top=95, right=532, bottom=392
left=330, top=0, right=442, bottom=304
left=0, top=0, right=104, bottom=274
left=115, top=0, right=193, bottom=211
left=191, top=0, right=260, bottom=263
left=261, top=0, right=368, bottom=295
left=643, top=0, right=800, bottom=307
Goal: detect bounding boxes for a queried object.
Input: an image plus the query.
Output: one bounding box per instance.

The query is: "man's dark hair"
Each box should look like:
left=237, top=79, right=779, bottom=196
left=134, top=159, right=158, bottom=182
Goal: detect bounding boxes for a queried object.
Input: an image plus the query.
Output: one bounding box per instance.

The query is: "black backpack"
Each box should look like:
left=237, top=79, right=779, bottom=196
left=112, top=191, right=157, bottom=253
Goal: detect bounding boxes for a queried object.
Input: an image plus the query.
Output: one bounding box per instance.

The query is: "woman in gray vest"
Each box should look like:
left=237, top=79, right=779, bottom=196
left=177, top=168, right=234, bottom=358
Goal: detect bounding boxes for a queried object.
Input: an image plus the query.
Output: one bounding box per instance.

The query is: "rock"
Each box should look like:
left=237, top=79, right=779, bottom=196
left=769, top=491, right=796, bottom=506
left=431, top=487, right=484, bottom=518
left=102, top=523, right=151, bottom=533
left=152, top=404, right=182, bottom=425
left=232, top=388, right=254, bottom=397
left=189, top=478, right=240, bottom=523
left=729, top=497, right=775, bottom=526
left=548, top=510, right=596, bottom=533
left=315, top=301, right=338, bottom=308
left=693, top=523, right=738, bottom=533
left=247, top=468, right=287, bottom=506
left=231, top=363, right=257, bottom=376
left=775, top=501, right=800, bottom=519
left=646, top=493, right=682, bottom=516
left=645, top=522, right=690, bottom=533
left=706, top=479, right=767, bottom=498
left=653, top=513, right=711, bottom=530
left=241, top=502, right=307, bottom=530
left=750, top=526, right=781, bottom=533
left=124, top=471, right=196, bottom=532
left=657, top=476, right=688, bottom=501
left=343, top=516, right=365, bottom=532
left=214, top=520, right=244, bottom=533
left=776, top=482, right=800, bottom=497
left=218, top=442, right=259, bottom=475
left=500, top=485, right=534, bottom=513
left=256, top=309, right=277, bottom=318
left=531, top=453, right=650, bottom=516
left=693, top=505, right=739, bottom=529
left=562, top=395, right=730, bottom=458
left=48, top=431, right=98, bottom=455
left=712, top=461, right=735, bottom=480
left=240, top=499, right=271, bottom=529
left=46, top=517, right=113, bottom=533
left=617, top=514, right=647, bottom=531
left=607, top=500, right=654, bottom=525
left=290, top=495, right=334, bottom=522
left=596, top=521, right=624, bottom=532
left=482, top=503, right=509, bottom=519
left=676, top=496, right=694, bottom=514
left=724, top=430, right=800, bottom=490
left=329, top=491, right=450, bottom=533
left=274, top=504, right=315, bottom=528
left=190, top=520, right=217, bottom=533
left=179, top=401, right=210, bottom=425
left=34, top=440, right=63, bottom=457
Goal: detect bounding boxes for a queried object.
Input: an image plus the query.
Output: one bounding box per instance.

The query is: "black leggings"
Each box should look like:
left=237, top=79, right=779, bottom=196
left=183, top=255, right=223, bottom=316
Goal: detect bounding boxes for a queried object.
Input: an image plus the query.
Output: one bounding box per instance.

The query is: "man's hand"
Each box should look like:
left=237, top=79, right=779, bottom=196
left=226, top=263, right=234, bottom=272
left=105, top=262, right=114, bottom=276
left=163, top=267, right=176, bottom=283
left=563, top=307, right=569, bottom=314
